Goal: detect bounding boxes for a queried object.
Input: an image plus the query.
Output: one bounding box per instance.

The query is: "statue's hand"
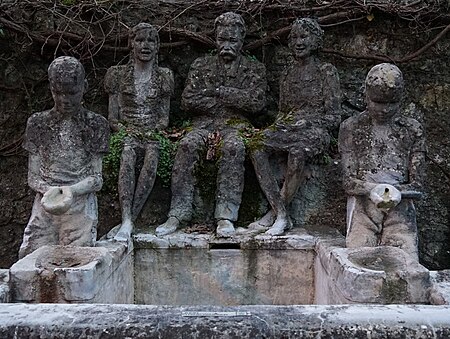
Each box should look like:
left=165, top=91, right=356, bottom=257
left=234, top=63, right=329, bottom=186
left=41, top=186, right=74, bottom=215
left=218, top=86, right=236, bottom=105
left=369, top=184, right=401, bottom=211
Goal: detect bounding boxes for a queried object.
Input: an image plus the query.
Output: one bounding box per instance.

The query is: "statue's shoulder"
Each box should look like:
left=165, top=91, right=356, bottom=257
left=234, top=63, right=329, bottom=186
left=319, top=61, right=339, bottom=77
left=104, top=65, right=129, bottom=92
left=27, top=109, right=53, bottom=127
left=241, top=56, right=266, bottom=76
left=190, top=55, right=215, bottom=70
left=83, top=109, right=108, bottom=126
left=395, top=116, right=424, bottom=137
left=342, top=111, right=365, bottom=127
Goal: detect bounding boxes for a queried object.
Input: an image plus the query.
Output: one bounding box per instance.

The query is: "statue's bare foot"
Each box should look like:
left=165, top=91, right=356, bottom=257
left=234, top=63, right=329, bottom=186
left=114, top=219, right=133, bottom=242
left=248, top=210, right=275, bottom=231
left=216, top=219, right=235, bottom=237
left=265, top=215, right=292, bottom=236
left=156, top=216, right=179, bottom=236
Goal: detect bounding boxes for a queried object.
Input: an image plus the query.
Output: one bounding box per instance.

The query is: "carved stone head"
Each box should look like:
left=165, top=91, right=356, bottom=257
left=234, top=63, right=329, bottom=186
left=365, top=63, right=404, bottom=121
left=129, top=23, right=159, bottom=63
left=214, top=12, right=246, bottom=63
left=288, top=18, right=324, bottom=60
left=48, top=56, right=86, bottom=115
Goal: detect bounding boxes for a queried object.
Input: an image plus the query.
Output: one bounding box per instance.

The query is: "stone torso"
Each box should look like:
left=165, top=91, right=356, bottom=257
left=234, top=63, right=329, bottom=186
left=341, top=112, right=425, bottom=185
left=23, top=109, right=109, bottom=186
left=105, top=64, right=173, bottom=130
left=181, top=55, right=266, bottom=130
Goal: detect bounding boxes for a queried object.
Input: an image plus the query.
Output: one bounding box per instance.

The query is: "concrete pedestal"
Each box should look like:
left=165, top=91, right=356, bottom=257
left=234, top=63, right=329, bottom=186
left=10, top=241, right=133, bottom=304
left=315, top=243, right=431, bottom=304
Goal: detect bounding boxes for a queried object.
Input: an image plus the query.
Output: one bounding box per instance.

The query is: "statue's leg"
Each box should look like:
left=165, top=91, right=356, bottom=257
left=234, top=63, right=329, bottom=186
left=60, top=193, right=97, bottom=247
left=131, top=141, right=159, bottom=221
left=346, top=197, right=383, bottom=248
left=280, top=148, right=305, bottom=206
left=156, top=130, right=207, bottom=236
left=215, top=131, right=245, bottom=237
left=381, top=199, right=419, bottom=261
left=248, top=149, right=285, bottom=231
left=19, top=194, right=57, bottom=259
left=115, top=139, right=137, bottom=241
left=264, top=149, right=305, bottom=235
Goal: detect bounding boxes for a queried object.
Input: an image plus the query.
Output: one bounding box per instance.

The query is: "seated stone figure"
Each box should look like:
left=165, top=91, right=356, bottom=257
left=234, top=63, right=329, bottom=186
left=19, top=56, right=110, bottom=259
left=156, top=12, right=267, bottom=237
left=249, top=18, right=341, bottom=236
left=339, top=63, right=426, bottom=260
left=104, top=23, right=174, bottom=241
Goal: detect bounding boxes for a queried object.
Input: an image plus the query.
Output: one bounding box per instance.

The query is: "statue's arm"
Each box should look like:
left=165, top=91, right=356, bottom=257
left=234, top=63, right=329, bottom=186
left=181, top=59, right=218, bottom=115
left=68, top=155, right=103, bottom=196
left=28, top=154, right=51, bottom=194
left=158, top=68, right=175, bottom=129
left=321, top=64, right=342, bottom=130
left=396, top=122, right=426, bottom=194
left=218, top=63, right=266, bottom=113
left=339, top=120, right=376, bottom=196
left=104, top=67, right=120, bottom=131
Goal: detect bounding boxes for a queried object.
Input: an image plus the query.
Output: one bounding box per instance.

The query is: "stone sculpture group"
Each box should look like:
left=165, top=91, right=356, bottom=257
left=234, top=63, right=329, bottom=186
left=19, top=13, right=425, bottom=261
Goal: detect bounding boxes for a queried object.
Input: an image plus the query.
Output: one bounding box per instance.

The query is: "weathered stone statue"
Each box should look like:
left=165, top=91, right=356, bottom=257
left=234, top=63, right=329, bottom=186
left=339, top=63, right=426, bottom=260
left=248, top=18, right=341, bottom=235
left=156, top=12, right=267, bottom=237
left=19, top=56, right=109, bottom=258
left=104, top=23, right=174, bottom=241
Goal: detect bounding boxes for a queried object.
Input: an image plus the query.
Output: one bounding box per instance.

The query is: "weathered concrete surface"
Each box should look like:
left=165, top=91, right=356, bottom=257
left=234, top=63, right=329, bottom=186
left=315, top=242, right=431, bottom=304
left=0, top=269, right=10, bottom=303
left=430, top=270, right=450, bottom=305
left=10, top=241, right=133, bottom=304
left=1, top=303, right=450, bottom=338
left=134, top=228, right=315, bottom=305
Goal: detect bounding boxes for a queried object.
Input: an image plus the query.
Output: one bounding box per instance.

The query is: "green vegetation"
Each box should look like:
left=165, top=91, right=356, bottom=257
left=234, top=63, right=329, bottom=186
left=151, top=131, right=179, bottom=187
left=102, top=128, right=127, bottom=195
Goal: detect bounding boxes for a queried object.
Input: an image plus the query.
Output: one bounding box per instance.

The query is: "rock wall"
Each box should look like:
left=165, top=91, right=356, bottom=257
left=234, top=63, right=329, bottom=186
left=0, top=0, right=449, bottom=268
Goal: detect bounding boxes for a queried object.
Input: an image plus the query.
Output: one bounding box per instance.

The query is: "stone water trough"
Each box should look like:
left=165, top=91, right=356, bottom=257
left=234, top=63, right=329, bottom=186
left=2, top=227, right=450, bottom=337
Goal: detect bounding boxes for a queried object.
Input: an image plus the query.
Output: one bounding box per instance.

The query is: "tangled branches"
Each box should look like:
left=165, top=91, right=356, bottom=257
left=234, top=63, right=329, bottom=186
left=0, top=0, right=448, bottom=63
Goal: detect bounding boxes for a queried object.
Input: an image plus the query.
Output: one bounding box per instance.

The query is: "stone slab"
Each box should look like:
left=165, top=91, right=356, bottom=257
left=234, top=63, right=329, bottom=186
left=10, top=241, right=133, bottom=304
left=134, top=228, right=316, bottom=305
left=430, top=270, right=450, bottom=305
left=0, top=304, right=450, bottom=338
left=315, top=242, right=431, bottom=304
left=0, top=269, right=10, bottom=303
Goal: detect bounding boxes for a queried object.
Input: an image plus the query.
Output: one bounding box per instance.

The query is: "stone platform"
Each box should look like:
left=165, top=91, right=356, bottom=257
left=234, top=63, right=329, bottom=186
left=9, top=240, right=133, bottom=304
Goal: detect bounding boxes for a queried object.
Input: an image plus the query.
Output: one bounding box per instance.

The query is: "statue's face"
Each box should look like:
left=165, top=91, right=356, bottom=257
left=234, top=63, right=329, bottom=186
left=216, top=26, right=243, bottom=63
left=132, top=29, right=158, bottom=62
left=289, top=26, right=316, bottom=60
left=366, top=96, right=400, bottom=122
left=50, top=78, right=84, bottom=115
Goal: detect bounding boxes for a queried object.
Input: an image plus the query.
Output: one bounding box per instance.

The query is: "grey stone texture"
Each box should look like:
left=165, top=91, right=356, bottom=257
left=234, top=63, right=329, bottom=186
left=134, top=229, right=316, bottom=305
left=19, top=56, right=109, bottom=259
left=104, top=23, right=174, bottom=241
left=249, top=18, right=341, bottom=236
left=339, top=63, right=426, bottom=260
left=10, top=242, right=133, bottom=304
left=1, top=303, right=450, bottom=338
left=157, top=12, right=266, bottom=237
left=0, top=269, right=10, bottom=303
left=1, top=2, right=449, bottom=270
left=315, top=242, right=431, bottom=304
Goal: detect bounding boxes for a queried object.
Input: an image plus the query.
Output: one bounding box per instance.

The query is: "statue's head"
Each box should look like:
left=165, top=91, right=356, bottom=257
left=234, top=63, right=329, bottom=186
left=48, top=56, right=86, bottom=114
left=365, top=63, right=404, bottom=121
left=129, top=23, right=159, bottom=63
left=288, top=18, right=324, bottom=60
left=214, top=12, right=246, bottom=63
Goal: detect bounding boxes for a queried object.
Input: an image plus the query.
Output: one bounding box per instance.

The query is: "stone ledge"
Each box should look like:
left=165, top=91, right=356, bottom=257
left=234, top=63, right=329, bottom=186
left=0, top=304, right=449, bottom=338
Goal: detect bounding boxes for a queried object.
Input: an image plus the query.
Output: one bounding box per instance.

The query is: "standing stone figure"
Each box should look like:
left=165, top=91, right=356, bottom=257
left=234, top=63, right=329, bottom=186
left=249, top=18, right=341, bottom=236
left=156, top=12, right=266, bottom=237
left=339, top=63, right=425, bottom=260
left=19, top=56, right=109, bottom=259
left=104, top=23, right=174, bottom=241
